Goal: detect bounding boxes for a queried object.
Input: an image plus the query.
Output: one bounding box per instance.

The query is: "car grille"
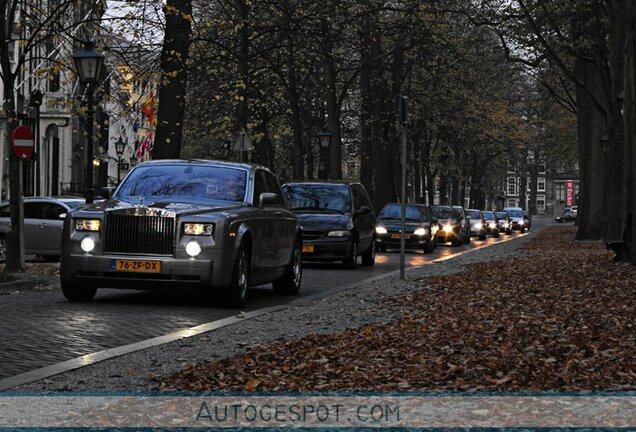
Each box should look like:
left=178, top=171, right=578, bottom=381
left=302, top=230, right=325, bottom=240
left=104, top=214, right=175, bottom=255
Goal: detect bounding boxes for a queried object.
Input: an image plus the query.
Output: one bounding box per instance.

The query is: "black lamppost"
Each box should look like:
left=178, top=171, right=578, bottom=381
left=72, top=41, right=104, bottom=204
left=114, top=137, right=126, bottom=184
left=28, top=90, right=43, bottom=196
left=317, top=131, right=333, bottom=180
left=130, top=155, right=138, bottom=168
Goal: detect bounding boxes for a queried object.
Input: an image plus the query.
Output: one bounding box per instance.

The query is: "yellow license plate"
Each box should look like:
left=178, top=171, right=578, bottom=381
left=112, top=259, right=161, bottom=273
left=391, top=234, right=411, bottom=240
left=302, top=245, right=315, bottom=253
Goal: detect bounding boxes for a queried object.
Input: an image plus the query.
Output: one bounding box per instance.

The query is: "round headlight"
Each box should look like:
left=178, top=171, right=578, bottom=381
left=185, top=241, right=202, bottom=257
left=413, top=227, right=427, bottom=236
left=443, top=224, right=453, bottom=233
left=375, top=226, right=388, bottom=234
left=475, top=223, right=483, bottom=230
left=80, top=237, right=95, bottom=253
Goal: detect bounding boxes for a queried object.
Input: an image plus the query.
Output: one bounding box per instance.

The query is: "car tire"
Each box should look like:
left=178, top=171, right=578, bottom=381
left=520, top=227, right=526, bottom=233
left=423, top=240, right=434, bottom=253
left=451, top=237, right=461, bottom=247
left=224, top=243, right=250, bottom=307
left=493, top=231, right=500, bottom=238
left=61, top=279, right=97, bottom=302
left=479, top=231, right=486, bottom=241
left=273, top=238, right=302, bottom=295
left=342, top=239, right=358, bottom=270
left=506, top=229, right=512, bottom=235
left=361, top=241, right=375, bottom=266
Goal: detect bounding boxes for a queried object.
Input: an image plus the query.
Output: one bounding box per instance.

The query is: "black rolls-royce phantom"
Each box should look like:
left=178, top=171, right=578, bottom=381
left=60, top=160, right=302, bottom=307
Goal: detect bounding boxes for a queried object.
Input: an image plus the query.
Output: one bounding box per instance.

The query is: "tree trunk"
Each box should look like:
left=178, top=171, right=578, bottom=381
left=153, top=0, right=193, bottom=159
left=624, top=0, right=636, bottom=263
left=575, top=58, right=606, bottom=240
left=359, top=10, right=374, bottom=195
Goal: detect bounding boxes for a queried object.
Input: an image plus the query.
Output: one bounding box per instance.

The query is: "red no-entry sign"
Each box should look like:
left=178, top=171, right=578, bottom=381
left=11, top=125, right=34, bottom=159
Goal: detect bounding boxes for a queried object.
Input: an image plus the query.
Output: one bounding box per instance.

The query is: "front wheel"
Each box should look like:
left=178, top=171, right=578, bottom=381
left=342, top=240, right=358, bottom=269
left=0, top=235, right=6, bottom=263
left=273, top=239, right=302, bottom=295
left=479, top=231, right=486, bottom=241
left=423, top=239, right=434, bottom=253
left=361, top=241, right=375, bottom=266
left=61, top=280, right=97, bottom=302
left=224, top=244, right=250, bottom=307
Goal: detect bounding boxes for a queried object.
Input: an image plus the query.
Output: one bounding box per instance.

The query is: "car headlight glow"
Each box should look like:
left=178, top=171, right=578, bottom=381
left=75, top=219, right=100, bottom=232
left=475, top=223, right=483, bottom=230
left=375, top=226, right=388, bottom=234
left=489, top=222, right=496, bottom=228
left=519, top=220, right=525, bottom=225
left=184, top=223, right=214, bottom=236
left=185, top=241, right=202, bottom=257
left=443, top=224, right=453, bottom=233
left=80, top=237, right=95, bottom=253
left=413, top=227, right=427, bottom=236
left=327, top=230, right=350, bottom=238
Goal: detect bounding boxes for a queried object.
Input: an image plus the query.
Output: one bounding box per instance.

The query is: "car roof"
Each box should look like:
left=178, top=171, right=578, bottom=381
left=135, top=159, right=269, bottom=172
left=283, top=180, right=361, bottom=187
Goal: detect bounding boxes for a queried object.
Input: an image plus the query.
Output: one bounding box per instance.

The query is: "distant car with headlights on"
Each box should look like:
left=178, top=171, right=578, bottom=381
left=503, top=207, right=527, bottom=232
left=481, top=211, right=499, bottom=237
left=555, top=206, right=577, bottom=223
left=374, top=203, right=437, bottom=253
left=466, top=209, right=487, bottom=240
left=495, top=211, right=512, bottom=235
left=431, top=205, right=464, bottom=246
left=282, top=181, right=376, bottom=269
left=60, top=160, right=303, bottom=307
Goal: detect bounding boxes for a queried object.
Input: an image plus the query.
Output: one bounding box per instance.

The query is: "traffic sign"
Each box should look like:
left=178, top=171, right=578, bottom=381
left=233, top=128, right=254, bottom=152
left=11, top=126, right=34, bottom=159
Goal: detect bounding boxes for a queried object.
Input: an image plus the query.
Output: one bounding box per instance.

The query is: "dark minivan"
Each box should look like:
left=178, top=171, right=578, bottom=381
left=282, top=181, right=376, bottom=269
left=374, top=203, right=437, bottom=253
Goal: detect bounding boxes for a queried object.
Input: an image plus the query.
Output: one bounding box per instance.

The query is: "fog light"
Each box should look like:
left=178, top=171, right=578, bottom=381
left=186, top=241, right=202, bottom=257
left=80, top=237, right=95, bottom=253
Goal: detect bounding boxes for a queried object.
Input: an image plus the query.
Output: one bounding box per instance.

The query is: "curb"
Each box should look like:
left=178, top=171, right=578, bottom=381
left=0, top=279, right=34, bottom=292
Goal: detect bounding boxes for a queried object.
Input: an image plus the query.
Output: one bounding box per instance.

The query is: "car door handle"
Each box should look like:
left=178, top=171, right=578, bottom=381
left=39, top=223, right=47, bottom=228
left=273, top=211, right=283, bottom=216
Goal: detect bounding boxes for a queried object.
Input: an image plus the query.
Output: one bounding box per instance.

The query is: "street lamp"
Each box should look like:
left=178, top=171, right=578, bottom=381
left=114, top=137, right=126, bottom=184
left=72, top=41, right=104, bottom=204
left=317, top=131, right=333, bottom=180
left=130, top=156, right=137, bottom=167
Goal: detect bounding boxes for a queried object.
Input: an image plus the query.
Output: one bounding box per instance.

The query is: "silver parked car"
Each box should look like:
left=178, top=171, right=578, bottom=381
left=59, top=160, right=302, bottom=307
left=0, top=196, right=85, bottom=262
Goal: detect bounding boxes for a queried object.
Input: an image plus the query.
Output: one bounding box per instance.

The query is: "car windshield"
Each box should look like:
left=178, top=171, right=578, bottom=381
left=507, top=209, right=523, bottom=217
left=466, top=210, right=481, bottom=218
left=496, top=212, right=508, bottom=219
left=379, top=204, right=428, bottom=221
left=283, top=184, right=350, bottom=214
left=482, top=211, right=495, bottom=220
left=431, top=206, right=454, bottom=219
left=115, top=165, right=247, bottom=202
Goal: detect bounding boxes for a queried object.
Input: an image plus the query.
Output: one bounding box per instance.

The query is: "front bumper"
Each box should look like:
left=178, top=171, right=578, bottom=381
left=376, top=232, right=432, bottom=248
left=61, top=249, right=238, bottom=290
left=435, top=229, right=460, bottom=242
left=301, top=237, right=352, bottom=261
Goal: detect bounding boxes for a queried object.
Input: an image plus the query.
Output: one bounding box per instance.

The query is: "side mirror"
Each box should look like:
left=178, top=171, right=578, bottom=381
left=259, top=192, right=278, bottom=208
left=355, top=206, right=371, bottom=216
left=99, top=187, right=114, bottom=199
left=432, top=217, right=438, bottom=224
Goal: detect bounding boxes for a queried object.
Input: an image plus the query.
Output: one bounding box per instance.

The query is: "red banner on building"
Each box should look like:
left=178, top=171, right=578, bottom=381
left=566, top=180, right=574, bottom=206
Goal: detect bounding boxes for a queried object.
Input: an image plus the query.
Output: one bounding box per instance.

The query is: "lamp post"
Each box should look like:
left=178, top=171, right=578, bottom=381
left=72, top=41, right=104, bottom=204
left=317, top=131, right=333, bottom=180
left=114, top=137, right=126, bottom=184
left=28, top=90, right=43, bottom=196
left=130, top=155, right=137, bottom=167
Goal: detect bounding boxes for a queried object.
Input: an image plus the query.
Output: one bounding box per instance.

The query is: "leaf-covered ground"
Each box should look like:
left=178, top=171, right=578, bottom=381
left=165, top=226, right=636, bottom=391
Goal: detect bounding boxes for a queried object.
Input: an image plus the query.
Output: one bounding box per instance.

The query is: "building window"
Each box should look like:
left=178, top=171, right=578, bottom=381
left=507, top=198, right=517, bottom=207
left=538, top=177, right=546, bottom=192
left=537, top=195, right=546, bottom=212
left=507, top=177, right=517, bottom=196
left=538, top=163, right=546, bottom=173
left=555, top=182, right=566, bottom=203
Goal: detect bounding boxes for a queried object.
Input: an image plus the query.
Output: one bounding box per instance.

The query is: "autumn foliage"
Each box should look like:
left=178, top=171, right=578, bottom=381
left=166, top=227, right=635, bottom=392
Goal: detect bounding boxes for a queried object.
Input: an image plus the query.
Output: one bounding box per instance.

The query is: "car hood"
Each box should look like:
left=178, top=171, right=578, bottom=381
left=510, top=216, right=524, bottom=222
left=74, top=197, right=246, bottom=217
left=295, top=213, right=351, bottom=231
left=437, top=218, right=459, bottom=225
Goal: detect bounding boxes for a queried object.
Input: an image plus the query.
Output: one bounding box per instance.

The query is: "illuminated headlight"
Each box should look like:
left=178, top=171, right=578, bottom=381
left=80, top=237, right=95, bottom=253
left=184, top=223, right=214, bottom=236
left=518, top=220, right=525, bottom=225
left=375, top=226, right=388, bottom=234
left=489, top=222, right=497, bottom=228
left=443, top=224, right=453, bottom=233
left=75, top=219, right=100, bottom=232
left=475, top=223, right=483, bottom=230
left=503, top=222, right=509, bottom=228
left=327, top=230, right=350, bottom=238
left=413, top=227, right=428, bottom=236
left=185, top=241, right=202, bottom=257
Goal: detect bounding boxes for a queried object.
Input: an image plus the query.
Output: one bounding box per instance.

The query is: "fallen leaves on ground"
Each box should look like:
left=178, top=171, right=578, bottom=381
left=165, top=227, right=636, bottom=391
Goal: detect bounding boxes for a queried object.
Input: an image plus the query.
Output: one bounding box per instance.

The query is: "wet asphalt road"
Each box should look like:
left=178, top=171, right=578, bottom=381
left=0, top=225, right=544, bottom=380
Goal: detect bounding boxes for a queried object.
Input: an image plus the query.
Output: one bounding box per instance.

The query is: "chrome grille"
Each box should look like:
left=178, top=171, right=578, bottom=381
left=104, top=214, right=175, bottom=255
